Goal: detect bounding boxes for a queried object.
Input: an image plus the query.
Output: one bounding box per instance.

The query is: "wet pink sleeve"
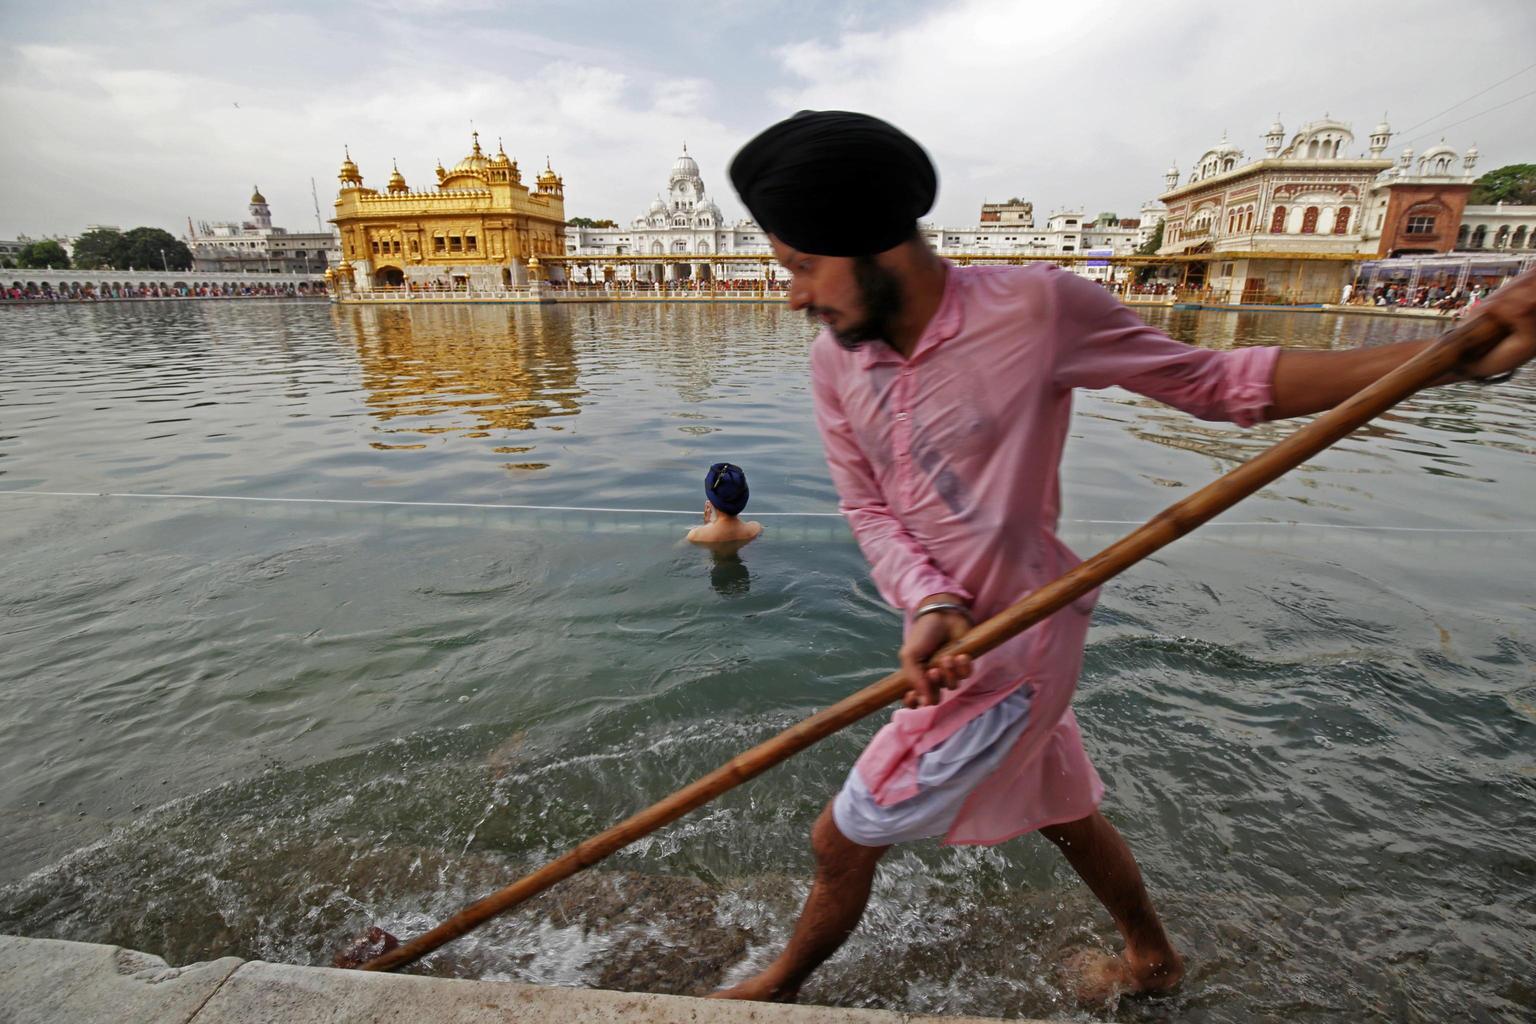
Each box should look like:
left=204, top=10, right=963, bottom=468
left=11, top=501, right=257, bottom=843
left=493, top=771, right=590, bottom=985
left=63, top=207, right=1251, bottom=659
left=811, top=345, right=971, bottom=613
left=1049, top=271, right=1279, bottom=426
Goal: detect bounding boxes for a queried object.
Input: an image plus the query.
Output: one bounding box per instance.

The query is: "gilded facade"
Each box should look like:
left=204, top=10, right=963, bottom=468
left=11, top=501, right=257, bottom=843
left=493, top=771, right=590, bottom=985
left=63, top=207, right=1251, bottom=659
left=331, top=132, right=567, bottom=291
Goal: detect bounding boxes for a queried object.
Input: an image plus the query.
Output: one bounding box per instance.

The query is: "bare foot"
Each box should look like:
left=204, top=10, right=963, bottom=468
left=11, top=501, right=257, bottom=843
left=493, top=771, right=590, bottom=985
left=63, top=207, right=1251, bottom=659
left=1059, top=945, right=1184, bottom=1006
left=707, top=973, right=801, bottom=1003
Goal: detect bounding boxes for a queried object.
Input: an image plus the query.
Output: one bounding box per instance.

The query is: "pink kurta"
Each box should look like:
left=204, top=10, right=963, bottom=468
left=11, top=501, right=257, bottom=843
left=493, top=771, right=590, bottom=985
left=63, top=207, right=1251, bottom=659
left=811, top=263, right=1279, bottom=845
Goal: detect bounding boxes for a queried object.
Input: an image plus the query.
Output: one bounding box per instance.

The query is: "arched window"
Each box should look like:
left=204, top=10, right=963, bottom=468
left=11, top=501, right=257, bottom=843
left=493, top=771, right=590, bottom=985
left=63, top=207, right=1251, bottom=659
left=1245, top=207, right=1254, bottom=231
left=1333, top=207, right=1351, bottom=234
left=1308, top=139, right=1319, bottom=158
left=1457, top=224, right=1470, bottom=247
left=1494, top=226, right=1510, bottom=248
left=1471, top=225, right=1486, bottom=248
left=1270, top=206, right=1287, bottom=233
left=1514, top=226, right=1529, bottom=249
left=1301, top=206, right=1320, bottom=234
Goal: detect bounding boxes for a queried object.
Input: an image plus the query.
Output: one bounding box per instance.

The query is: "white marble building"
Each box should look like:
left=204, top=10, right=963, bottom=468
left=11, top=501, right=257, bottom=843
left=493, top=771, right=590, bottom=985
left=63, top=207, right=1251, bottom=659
left=564, top=147, right=773, bottom=282
left=1151, top=114, right=1461, bottom=300
left=924, top=204, right=1160, bottom=258
left=921, top=204, right=1163, bottom=281
left=186, top=188, right=340, bottom=275
left=564, top=147, right=1164, bottom=283
left=1457, top=201, right=1536, bottom=251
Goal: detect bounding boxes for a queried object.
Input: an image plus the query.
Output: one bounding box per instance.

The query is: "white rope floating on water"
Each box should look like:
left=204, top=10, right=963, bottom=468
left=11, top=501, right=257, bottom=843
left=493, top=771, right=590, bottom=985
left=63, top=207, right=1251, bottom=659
left=1, top=489, right=1531, bottom=534
left=0, top=489, right=834, bottom=517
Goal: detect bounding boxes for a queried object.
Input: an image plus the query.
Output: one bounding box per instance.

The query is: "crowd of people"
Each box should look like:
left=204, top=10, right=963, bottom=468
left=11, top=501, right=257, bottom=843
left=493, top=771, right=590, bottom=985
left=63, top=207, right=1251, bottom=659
left=3, top=281, right=322, bottom=303
left=362, top=276, right=794, bottom=295
left=547, top=277, right=792, bottom=293
left=1344, top=279, right=1500, bottom=313
left=357, top=274, right=1188, bottom=301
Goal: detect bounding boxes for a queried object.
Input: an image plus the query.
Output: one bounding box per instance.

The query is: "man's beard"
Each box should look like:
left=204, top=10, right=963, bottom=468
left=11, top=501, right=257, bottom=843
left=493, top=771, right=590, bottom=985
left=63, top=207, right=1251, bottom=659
left=808, top=256, right=904, bottom=350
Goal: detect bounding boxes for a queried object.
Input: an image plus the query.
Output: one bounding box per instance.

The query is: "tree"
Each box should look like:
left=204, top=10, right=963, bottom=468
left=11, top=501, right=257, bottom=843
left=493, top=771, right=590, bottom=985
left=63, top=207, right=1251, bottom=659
left=118, top=227, right=193, bottom=271
left=17, top=240, right=70, bottom=269
left=1134, top=220, right=1166, bottom=283
left=567, top=216, right=617, bottom=228
left=1469, top=164, right=1536, bottom=205
left=72, top=228, right=127, bottom=270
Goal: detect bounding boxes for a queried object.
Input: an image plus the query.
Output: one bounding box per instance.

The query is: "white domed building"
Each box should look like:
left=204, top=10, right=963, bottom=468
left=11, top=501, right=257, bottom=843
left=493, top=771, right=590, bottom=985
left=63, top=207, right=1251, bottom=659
left=186, top=186, right=340, bottom=274
left=564, top=146, right=773, bottom=284
left=1154, top=114, right=1497, bottom=302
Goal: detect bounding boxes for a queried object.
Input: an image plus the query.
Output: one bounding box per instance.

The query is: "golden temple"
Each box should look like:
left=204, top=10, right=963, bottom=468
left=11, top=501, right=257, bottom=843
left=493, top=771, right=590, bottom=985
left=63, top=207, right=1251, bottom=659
left=329, top=132, right=567, bottom=292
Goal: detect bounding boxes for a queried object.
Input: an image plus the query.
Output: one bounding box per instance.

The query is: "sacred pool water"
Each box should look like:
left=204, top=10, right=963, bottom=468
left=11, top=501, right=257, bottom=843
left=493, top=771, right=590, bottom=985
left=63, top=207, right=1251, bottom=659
left=1, top=300, right=1532, bottom=1022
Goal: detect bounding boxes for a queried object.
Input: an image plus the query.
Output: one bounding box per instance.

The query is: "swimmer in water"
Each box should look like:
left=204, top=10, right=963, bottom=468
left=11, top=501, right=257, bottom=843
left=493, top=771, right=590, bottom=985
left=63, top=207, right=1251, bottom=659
left=686, top=462, right=762, bottom=550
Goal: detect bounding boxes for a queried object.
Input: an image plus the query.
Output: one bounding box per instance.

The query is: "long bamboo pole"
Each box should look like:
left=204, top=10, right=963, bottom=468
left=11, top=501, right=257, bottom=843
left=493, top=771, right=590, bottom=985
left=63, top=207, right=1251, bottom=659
left=355, top=311, right=1510, bottom=973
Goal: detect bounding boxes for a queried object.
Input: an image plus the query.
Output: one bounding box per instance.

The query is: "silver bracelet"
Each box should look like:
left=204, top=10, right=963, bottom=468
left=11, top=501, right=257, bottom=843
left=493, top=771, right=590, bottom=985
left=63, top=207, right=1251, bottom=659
left=913, top=601, right=971, bottom=622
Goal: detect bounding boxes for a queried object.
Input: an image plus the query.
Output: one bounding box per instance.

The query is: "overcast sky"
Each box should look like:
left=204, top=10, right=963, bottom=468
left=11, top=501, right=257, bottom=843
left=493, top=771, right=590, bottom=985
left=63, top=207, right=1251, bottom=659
left=2, top=0, right=1534, bottom=238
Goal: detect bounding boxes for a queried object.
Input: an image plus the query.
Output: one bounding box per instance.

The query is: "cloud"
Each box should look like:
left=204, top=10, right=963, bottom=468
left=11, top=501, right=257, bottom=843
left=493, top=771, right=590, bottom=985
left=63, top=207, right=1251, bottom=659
left=766, top=0, right=1536, bottom=223
left=1, top=0, right=1533, bottom=237
left=0, top=25, right=744, bottom=235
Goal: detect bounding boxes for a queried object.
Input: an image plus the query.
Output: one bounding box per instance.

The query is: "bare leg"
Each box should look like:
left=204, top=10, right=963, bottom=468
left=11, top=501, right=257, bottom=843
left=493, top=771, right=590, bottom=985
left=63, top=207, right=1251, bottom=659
left=710, top=800, right=887, bottom=1002
left=1040, top=810, right=1183, bottom=998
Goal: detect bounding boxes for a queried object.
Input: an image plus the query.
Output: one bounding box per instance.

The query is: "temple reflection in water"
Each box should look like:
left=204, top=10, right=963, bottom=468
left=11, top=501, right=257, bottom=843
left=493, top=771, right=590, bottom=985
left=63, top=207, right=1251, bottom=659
left=340, top=305, right=584, bottom=455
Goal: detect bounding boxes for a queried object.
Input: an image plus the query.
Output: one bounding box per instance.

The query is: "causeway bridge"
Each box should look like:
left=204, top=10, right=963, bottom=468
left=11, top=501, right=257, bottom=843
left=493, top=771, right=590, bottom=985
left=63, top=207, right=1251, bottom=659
left=4, top=268, right=326, bottom=301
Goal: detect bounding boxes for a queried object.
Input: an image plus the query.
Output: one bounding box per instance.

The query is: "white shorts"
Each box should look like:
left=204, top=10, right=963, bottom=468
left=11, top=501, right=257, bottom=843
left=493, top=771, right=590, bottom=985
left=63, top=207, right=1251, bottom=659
left=833, top=687, right=1033, bottom=847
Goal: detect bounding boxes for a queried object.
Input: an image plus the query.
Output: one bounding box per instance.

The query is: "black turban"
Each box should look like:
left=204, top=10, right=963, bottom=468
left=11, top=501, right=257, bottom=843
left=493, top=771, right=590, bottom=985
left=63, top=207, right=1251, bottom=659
left=729, top=110, right=937, bottom=257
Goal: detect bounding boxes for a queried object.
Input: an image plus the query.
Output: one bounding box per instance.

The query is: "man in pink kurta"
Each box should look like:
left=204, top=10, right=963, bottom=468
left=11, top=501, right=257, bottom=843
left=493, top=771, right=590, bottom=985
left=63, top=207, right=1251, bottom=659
left=713, top=110, right=1536, bottom=1008
left=815, top=262, right=1277, bottom=846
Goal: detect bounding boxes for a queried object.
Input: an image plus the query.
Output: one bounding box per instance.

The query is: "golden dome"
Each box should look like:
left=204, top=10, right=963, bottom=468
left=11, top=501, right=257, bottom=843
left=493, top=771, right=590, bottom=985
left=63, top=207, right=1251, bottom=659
left=387, top=160, right=407, bottom=194
left=449, top=131, right=491, bottom=177
left=537, top=157, right=560, bottom=187
left=491, top=139, right=512, bottom=167
left=338, top=146, right=362, bottom=186
left=250, top=185, right=267, bottom=204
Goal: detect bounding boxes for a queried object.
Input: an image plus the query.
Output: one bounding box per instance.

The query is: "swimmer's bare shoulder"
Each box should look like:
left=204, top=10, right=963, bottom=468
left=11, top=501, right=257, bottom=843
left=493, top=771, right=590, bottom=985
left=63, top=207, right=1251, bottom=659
left=686, top=520, right=764, bottom=545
